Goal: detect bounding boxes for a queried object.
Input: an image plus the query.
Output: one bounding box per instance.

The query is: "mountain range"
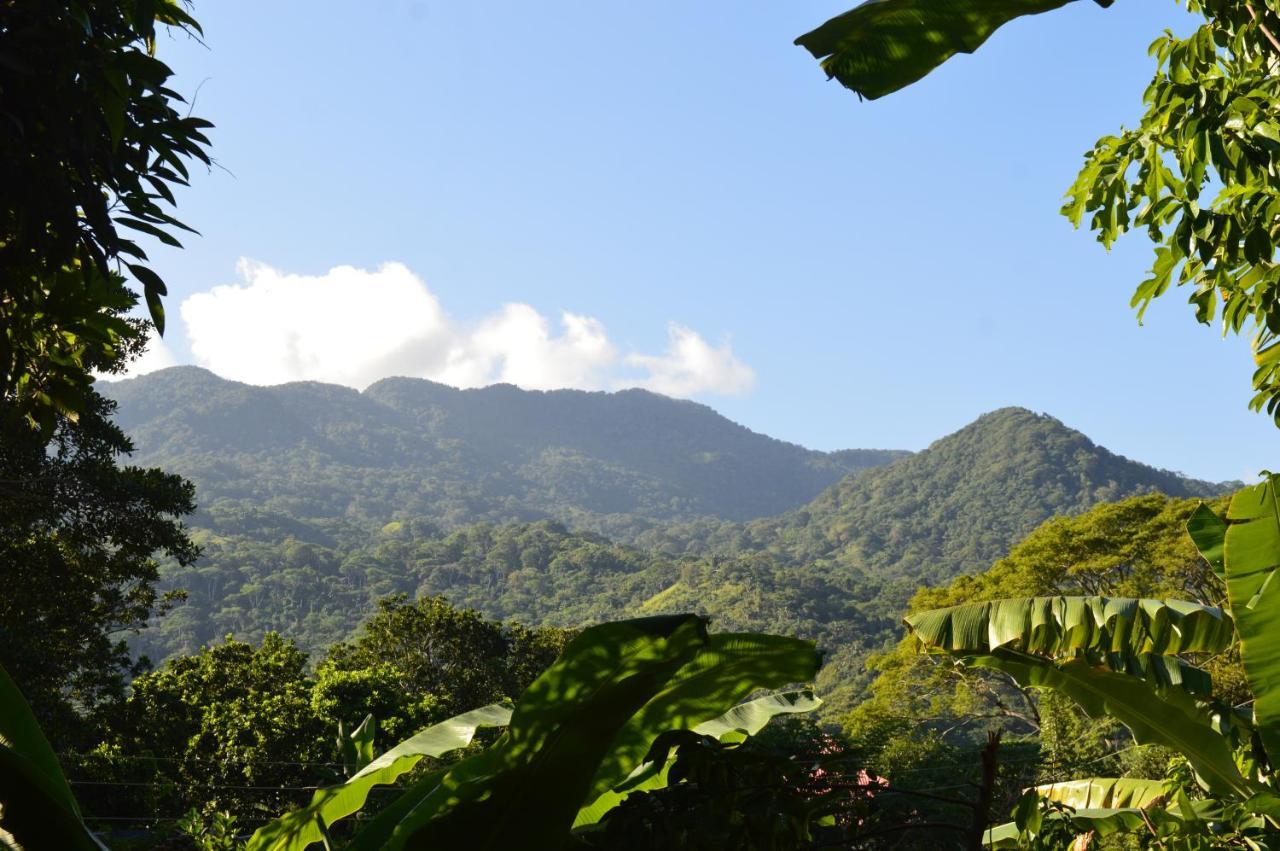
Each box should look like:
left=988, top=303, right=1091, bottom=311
left=103, top=368, right=1229, bottom=707
left=103, top=366, right=905, bottom=540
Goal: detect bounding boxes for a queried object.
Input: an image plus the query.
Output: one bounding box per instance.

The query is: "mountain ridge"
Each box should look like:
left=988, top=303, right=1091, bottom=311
left=101, top=366, right=908, bottom=532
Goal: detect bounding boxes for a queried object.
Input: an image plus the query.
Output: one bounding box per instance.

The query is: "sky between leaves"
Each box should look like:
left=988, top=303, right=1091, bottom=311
left=108, top=0, right=1276, bottom=482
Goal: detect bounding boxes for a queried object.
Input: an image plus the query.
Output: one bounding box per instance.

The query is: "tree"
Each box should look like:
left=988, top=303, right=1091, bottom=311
left=0, top=0, right=211, bottom=429
left=0, top=389, right=198, bottom=749
left=320, top=594, right=570, bottom=718
left=796, top=0, right=1280, bottom=424
left=101, top=634, right=329, bottom=820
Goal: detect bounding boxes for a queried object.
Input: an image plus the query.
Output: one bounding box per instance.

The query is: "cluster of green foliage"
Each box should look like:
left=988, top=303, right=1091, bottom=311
left=844, top=494, right=1231, bottom=830
left=0, top=0, right=210, bottom=429
left=70, top=595, right=566, bottom=827
left=0, top=390, right=198, bottom=751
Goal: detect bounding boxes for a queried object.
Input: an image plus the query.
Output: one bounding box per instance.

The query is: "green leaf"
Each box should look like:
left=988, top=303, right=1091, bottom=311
left=1224, top=475, right=1280, bottom=764
left=795, top=0, right=1110, bottom=100
left=245, top=703, right=512, bottom=851
left=0, top=662, right=106, bottom=850
left=1187, top=503, right=1227, bottom=576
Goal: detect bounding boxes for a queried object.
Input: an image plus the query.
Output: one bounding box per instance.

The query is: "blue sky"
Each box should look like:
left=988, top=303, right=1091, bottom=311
left=131, top=0, right=1276, bottom=482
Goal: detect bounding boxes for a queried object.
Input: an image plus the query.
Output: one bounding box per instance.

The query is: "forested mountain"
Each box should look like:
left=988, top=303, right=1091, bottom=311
left=102, top=366, right=905, bottom=538
left=116, top=377, right=1228, bottom=716
left=635, top=407, right=1225, bottom=585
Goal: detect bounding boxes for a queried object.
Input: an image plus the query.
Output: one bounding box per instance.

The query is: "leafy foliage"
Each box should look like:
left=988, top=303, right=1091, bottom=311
left=843, top=494, right=1234, bottom=828
left=0, top=391, right=198, bottom=749
left=0, top=0, right=211, bottom=427
left=85, top=597, right=566, bottom=826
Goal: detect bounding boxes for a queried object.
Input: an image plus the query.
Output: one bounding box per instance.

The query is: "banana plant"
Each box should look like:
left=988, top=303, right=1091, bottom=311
left=0, top=661, right=107, bottom=850
left=795, top=0, right=1115, bottom=100
left=902, top=474, right=1280, bottom=847
left=250, top=614, right=821, bottom=851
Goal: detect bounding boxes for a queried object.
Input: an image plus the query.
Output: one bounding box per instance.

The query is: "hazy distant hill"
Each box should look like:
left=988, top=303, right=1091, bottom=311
left=101, top=367, right=906, bottom=537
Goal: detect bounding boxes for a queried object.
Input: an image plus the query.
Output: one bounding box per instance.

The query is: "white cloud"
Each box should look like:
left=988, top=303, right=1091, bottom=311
left=167, top=259, right=753, bottom=399
left=625, top=324, right=755, bottom=397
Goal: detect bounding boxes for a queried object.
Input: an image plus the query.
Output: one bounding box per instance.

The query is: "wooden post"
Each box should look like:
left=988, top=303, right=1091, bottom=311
left=968, top=729, right=1002, bottom=851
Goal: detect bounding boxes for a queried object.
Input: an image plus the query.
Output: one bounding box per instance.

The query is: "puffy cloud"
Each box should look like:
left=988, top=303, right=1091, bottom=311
left=165, top=260, right=753, bottom=398
left=625, top=324, right=755, bottom=397
left=183, top=260, right=453, bottom=389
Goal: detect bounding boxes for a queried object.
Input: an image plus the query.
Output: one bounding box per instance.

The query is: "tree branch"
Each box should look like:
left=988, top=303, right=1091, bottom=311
left=1247, top=4, right=1280, bottom=56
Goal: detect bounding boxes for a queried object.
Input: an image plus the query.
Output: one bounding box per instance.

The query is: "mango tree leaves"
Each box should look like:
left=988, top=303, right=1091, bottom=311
left=245, top=703, right=512, bottom=851
left=341, top=615, right=819, bottom=851
left=1224, top=474, right=1280, bottom=763
left=0, top=662, right=106, bottom=850
left=1, top=1, right=212, bottom=428
left=794, top=0, right=1111, bottom=100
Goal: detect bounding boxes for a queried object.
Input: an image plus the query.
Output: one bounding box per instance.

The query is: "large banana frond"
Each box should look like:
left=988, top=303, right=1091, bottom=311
left=1224, top=475, right=1280, bottom=764
left=794, top=0, right=1112, bottom=100
left=967, top=649, right=1259, bottom=799
left=1035, top=777, right=1169, bottom=809
left=245, top=703, right=512, bottom=851
left=343, top=615, right=820, bottom=851
left=906, top=596, right=1233, bottom=658
left=574, top=689, right=822, bottom=827
left=0, top=663, right=106, bottom=850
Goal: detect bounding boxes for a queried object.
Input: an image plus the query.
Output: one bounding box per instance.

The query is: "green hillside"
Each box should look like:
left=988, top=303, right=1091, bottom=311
left=102, top=366, right=904, bottom=537
left=636, top=407, right=1225, bottom=585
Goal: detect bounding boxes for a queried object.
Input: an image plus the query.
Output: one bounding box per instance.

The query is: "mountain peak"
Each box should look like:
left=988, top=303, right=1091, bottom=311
left=756, top=406, right=1227, bottom=587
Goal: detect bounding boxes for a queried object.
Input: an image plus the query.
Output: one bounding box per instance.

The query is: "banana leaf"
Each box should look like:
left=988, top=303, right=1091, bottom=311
left=1187, top=503, right=1227, bottom=577
left=1224, top=475, right=1280, bottom=763
left=967, top=648, right=1259, bottom=799
left=245, top=703, right=512, bottom=851
left=573, top=689, right=822, bottom=827
left=905, top=596, right=1233, bottom=659
left=795, top=0, right=1112, bottom=100
left=0, top=662, right=106, bottom=850
left=1035, top=777, right=1169, bottom=809
left=343, top=615, right=819, bottom=851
